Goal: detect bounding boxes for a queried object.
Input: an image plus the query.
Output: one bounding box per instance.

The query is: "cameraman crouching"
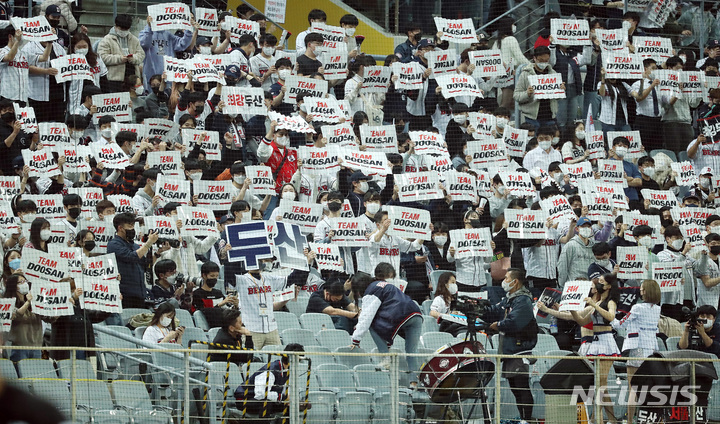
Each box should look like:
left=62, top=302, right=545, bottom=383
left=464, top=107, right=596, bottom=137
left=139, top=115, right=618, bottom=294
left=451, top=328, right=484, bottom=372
left=485, top=268, right=537, bottom=423
left=678, top=305, right=720, bottom=356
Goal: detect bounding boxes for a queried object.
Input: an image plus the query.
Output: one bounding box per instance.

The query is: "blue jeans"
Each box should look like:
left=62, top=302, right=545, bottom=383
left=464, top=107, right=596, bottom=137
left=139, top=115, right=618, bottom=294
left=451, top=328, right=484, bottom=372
left=10, top=347, right=42, bottom=362
left=370, top=315, right=423, bottom=383
left=524, top=118, right=557, bottom=131
left=582, top=91, right=601, bottom=122
left=331, top=315, right=356, bottom=334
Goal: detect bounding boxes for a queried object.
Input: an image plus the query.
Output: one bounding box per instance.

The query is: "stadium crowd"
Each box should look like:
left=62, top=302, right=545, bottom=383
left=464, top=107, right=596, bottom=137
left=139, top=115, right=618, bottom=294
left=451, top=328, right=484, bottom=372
left=1, top=1, right=720, bottom=422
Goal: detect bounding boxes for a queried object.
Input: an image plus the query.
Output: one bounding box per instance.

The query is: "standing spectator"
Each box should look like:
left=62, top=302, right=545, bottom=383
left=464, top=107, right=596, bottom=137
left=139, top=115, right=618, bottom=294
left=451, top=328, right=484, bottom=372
left=630, top=59, right=663, bottom=151
left=597, top=68, right=630, bottom=134
left=492, top=17, right=531, bottom=111
left=657, top=226, right=691, bottom=320
left=23, top=32, right=65, bottom=123
left=193, top=261, right=238, bottom=329
left=139, top=15, right=194, bottom=93
left=295, top=9, right=326, bottom=56
left=98, top=14, right=145, bottom=93
left=297, top=33, right=324, bottom=77
left=694, top=233, right=720, bottom=308
left=394, top=23, right=422, bottom=63
left=39, top=0, right=77, bottom=34
left=557, top=217, right=596, bottom=286
left=0, top=27, right=28, bottom=104
left=584, top=20, right=604, bottom=121
left=549, top=41, right=595, bottom=129
left=514, top=46, right=564, bottom=130
left=523, top=126, right=563, bottom=172
left=3, top=274, right=42, bottom=362
left=0, top=99, right=35, bottom=175
left=661, top=56, right=701, bottom=153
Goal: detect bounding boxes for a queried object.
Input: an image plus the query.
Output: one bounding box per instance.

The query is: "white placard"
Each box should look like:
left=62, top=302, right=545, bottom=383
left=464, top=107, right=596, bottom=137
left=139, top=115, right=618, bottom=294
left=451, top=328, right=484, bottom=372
left=503, top=125, right=529, bottom=157
left=617, top=246, right=649, bottom=279
left=395, top=171, right=444, bottom=202
left=634, top=36, right=673, bottom=63
left=298, top=145, right=340, bottom=175
left=182, top=129, right=221, bottom=161
left=607, top=130, right=643, bottom=159
left=283, top=76, right=328, bottom=104
left=246, top=165, right=276, bottom=196
left=0, top=176, right=21, bottom=201
left=31, top=281, right=73, bottom=317
left=147, top=3, right=191, bottom=31
left=310, top=22, right=346, bottom=52
left=597, top=159, right=627, bottom=185
left=107, top=194, right=134, bottom=214
left=276, top=200, right=324, bottom=234
left=68, top=187, right=103, bottom=216
left=670, top=161, right=697, bottom=186
left=268, top=111, right=316, bottom=134
left=319, top=50, right=348, bottom=80
left=498, top=171, right=535, bottom=197
left=426, top=49, right=457, bottom=79
left=467, top=138, right=508, bottom=168
left=360, top=125, right=397, bottom=153
left=57, top=143, right=91, bottom=174
left=330, top=218, right=370, bottom=247
left=193, top=180, right=233, bottom=211
left=468, top=113, right=497, bottom=138
left=391, top=62, right=425, bottom=90
left=595, top=29, right=627, bottom=52
left=469, top=49, right=506, bottom=78
left=505, top=209, right=548, bottom=239
left=91, top=143, right=130, bottom=169
left=408, top=131, right=447, bottom=155
left=309, top=242, right=344, bottom=271
left=147, top=150, right=182, bottom=175
left=177, top=206, right=219, bottom=238
left=322, top=122, right=356, bottom=147
left=264, top=0, right=286, bottom=23
left=655, top=69, right=681, bottom=99
left=22, top=149, right=60, bottom=178
left=434, top=17, right=477, bottom=43
left=641, top=189, right=678, bottom=209
left=156, top=175, right=191, bottom=205
left=222, top=16, right=259, bottom=43
left=386, top=206, right=432, bottom=241
left=445, top=171, right=478, bottom=203
left=164, top=57, right=188, bottom=82
left=604, top=54, right=644, bottom=80
left=437, top=74, right=484, bottom=98
left=681, top=71, right=704, bottom=99
left=11, top=16, right=56, bottom=41
left=671, top=207, right=714, bottom=227
left=305, top=96, right=342, bottom=123
left=0, top=299, right=14, bottom=331
left=195, top=7, right=219, bottom=37
left=50, top=54, right=94, bottom=83
left=360, top=66, right=391, bottom=94
left=540, top=194, right=576, bottom=222
left=221, top=87, right=267, bottom=116
left=652, top=262, right=683, bottom=293
left=14, top=105, right=37, bottom=133
left=581, top=192, right=614, bottom=223
left=341, top=150, right=390, bottom=175
left=22, top=249, right=69, bottom=283
left=77, top=279, right=122, bottom=313
left=558, top=280, right=593, bottom=311
left=24, top=194, right=64, bottom=221
left=144, top=215, right=179, bottom=239
left=559, top=161, right=593, bottom=187
left=550, top=19, right=591, bottom=46
left=84, top=220, right=114, bottom=253
left=596, top=182, right=629, bottom=209
left=450, top=228, right=493, bottom=258
left=528, top=74, right=565, bottom=99
left=92, top=92, right=131, bottom=124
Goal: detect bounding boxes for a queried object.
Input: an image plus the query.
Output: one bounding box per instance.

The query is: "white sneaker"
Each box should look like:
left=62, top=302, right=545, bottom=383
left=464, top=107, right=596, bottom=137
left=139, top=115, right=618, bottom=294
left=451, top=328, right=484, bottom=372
left=377, top=358, right=391, bottom=369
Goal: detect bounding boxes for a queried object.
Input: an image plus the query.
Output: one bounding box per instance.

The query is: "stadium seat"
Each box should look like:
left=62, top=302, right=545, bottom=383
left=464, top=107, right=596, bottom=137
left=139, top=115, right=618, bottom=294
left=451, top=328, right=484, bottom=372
left=120, top=308, right=151, bottom=325
left=533, top=334, right=560, bottom=354
left=207, top=361, right=246, bottom=419
left=57, top=359, right=97, bottom=380
left=421, top=299, right=433, bottom=315
left=192, top=310, right=210, bottom=330
left=72, top=379, right=133, bottom=424
left=299, top=313, right=335, bottom=334
left=334, top=346, right=372, bottom=368
left=359, top=335, right=376, bottom=352
left=274, top=310, right=301, bottom=330
left=175, top=308, right=195, bottom=328
left=421, top=315, right=440, bottom=333
left=353, top=364, right=415, bottom=422
left=656, top=336, right=666, bottom=351
left=180, top=326, right=208, bottom=348
left=420, top=331, right=455, bottom=351
left=281, top=328, right=315, bottom=346
left=29, top=378, right=93, bottom=423
left=315, top=363, right=375, bottom=423
left=17, top=359, right=57, bottom=379
left=649, top=148, right=678, bottom=162
left=286, top=297, right=310, bottom=317
left=207, top=327, right=221, bottom=342
left=677, top=150, right=689, bottom=162
left=666, top=336, right=681, bottom=351
left=0, top=358, right=17, bottom=380
left=304, top=390, right=337, bottom=422
left=316, top=329, right=351, bottom=351
left=95, top=325, right=151, bottom=381
left=110, top=380, right=174, bottom=424
left=134, top=326, right=147, bottom=340
left=303, top=345, right=336, bottom=367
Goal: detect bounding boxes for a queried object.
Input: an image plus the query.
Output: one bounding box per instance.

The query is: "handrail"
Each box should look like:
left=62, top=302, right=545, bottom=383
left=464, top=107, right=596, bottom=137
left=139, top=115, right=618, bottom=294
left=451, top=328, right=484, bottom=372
left=477, top=0, right=536, bottom=33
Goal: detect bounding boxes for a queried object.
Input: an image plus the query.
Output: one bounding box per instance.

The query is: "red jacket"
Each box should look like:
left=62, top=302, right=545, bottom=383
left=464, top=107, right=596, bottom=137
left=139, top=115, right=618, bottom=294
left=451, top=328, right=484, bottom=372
left=262, top=139, right=298, bottom=193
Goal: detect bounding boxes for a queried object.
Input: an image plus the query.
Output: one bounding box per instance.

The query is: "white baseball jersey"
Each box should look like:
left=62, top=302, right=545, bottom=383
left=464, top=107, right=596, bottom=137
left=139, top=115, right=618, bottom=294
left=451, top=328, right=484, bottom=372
left=0, top=46, right=29, bottom=102
left=354, top=213, right=377, bottom=274
left=249, top=53, right=276, bottom=91
left=67, top=56, right=107, bottom=114
left=22, top=41, right=66, bottom=102
left=367, top=232, right=422, bottom=277
left=236, top=272, right=288, bottom=333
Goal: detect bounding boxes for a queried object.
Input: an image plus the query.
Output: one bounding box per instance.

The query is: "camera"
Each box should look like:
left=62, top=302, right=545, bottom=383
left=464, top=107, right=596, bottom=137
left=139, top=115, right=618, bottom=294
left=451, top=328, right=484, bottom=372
left=176, top=274, right=204, bottom=287
left=682, top=306, right=708, bottom=327
left=157, top=238, right=180, bottom=249
left=454, top=296, right=491, bottom=319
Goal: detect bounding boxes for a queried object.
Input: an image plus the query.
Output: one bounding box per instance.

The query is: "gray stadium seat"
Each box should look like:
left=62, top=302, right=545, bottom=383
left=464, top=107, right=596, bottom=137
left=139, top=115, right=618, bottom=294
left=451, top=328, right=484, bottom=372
left=421, top=299, right=433, bottom=315
left=134, top=326, right=147, bottom=340
left=17, top=359, right=57, bottom=379
left=281, top=328, right=315, bottom=345
left=533, top=334, right=560, bottom=354
left=110, top=380, right=174, bottom=424
left=208, top=361, right=245, bottom=419
left=180, top=326, right=208, bottom=348
left=286, top=297, right=310, bottom=317
left=275, top=311, right=301, bottom=330
left=73, top=379, right=133, bottom=424
left=57, top=359, right=97, bottom=380
left=95, top=325, right=151, bottom=381
left=353, top=364, right=415, bottom=422
left=316, top=329, right=351, bottom=351
left=419, top=332, right=455, bottom=351
left=677, top=150, right=689, bottom=162
left=649, top=148, right=678, bottom=162
left=305, top=390, right=337, bottom=423
left=334, top=347, right=372, bottom=368
left=299, top=313, right=335, bottom=334
left=192, top=310, right=210, bottom=330
left=656, top=336, right=666, bottom=351
left=0, top=358, right=17, bottom=380
left=174, top=308, right=195, bottom=328
left=303, top=345, right=336, bottom=367
left=207, top=327, right=221, bottom=342
left=315, top=363, right=374, bottom=423
left=421, top=315, right=439, bottom=333
left=29, top=378, right=93, bottom=423
left=666, top=336, right=681, bottom=351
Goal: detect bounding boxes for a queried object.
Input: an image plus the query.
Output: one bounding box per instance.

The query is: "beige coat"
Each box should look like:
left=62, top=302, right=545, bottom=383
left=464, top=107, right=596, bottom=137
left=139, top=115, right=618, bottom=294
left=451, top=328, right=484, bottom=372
left=97, top=32, right=145, bottom=82
left=513, top=64, right=560, bottom=121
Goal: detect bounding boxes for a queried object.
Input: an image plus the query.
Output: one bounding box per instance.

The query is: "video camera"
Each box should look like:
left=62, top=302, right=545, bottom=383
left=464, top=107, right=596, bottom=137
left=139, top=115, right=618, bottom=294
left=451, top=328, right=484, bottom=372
left=682, top=306, right=708, bottom=327
left=454, top=296, right=491, bottom=320
left=157, top=238, right=180, bottom=249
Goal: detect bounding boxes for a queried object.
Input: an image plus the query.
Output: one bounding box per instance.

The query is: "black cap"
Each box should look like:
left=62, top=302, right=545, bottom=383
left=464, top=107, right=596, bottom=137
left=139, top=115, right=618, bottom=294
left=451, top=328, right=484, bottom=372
left=45, top=4, right=61, bottom=17
left=349, top=171, right=369, bottom=182
left=417, top=39, right=435, bottom=49
left=12, top=156, right=23, bottom=169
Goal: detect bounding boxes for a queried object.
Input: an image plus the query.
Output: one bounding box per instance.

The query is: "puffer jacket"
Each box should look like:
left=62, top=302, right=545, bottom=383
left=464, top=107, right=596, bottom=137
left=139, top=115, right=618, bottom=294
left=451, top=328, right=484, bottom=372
left=40, top=0, right=77, bottom=32
left=97, top=27, right=145, bottom=82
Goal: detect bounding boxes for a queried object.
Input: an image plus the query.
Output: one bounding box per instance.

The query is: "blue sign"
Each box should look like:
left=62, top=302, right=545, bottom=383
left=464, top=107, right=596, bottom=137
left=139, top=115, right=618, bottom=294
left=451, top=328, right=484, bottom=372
left=225, top=222, right=273, bottom=270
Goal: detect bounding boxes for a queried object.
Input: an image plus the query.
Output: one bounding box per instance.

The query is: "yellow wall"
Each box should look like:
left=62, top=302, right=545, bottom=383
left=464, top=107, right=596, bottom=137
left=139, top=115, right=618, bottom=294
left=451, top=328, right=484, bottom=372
left=229, top=0, right=396, bottom=56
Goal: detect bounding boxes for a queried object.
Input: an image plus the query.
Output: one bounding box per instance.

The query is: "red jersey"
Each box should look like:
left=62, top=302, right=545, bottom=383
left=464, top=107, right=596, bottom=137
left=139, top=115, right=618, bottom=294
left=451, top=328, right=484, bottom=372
left=262, top=139, right=298, bottom=193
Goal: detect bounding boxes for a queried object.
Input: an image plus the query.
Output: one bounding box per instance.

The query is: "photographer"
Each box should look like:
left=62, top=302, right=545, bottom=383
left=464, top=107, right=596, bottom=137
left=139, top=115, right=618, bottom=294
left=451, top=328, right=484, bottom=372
left=152, top=259, right=193, bottom=311
left=485, top=268, right=536, bottom=423
left=678, top=305, right=720, bottom=357
left=193, top=261, right=238, bottom=328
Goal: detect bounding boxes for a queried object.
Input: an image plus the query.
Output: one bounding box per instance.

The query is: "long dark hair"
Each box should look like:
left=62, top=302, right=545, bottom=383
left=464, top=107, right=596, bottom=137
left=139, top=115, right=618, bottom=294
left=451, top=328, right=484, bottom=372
left=2, top=249, right=20, bottom=282
left=496, top=17, right=515, bottom=47
left=71, top=32, right=98, bottom=68
left=3, top=274, right=28, bottom=308
left=29, top=217, right=50, bottom=252
left=562, top=123, right=586, bottom=150
left=350, top=271, right=374, bottom=303
left=599, top=273, right=620, bottom=308
left=434, top=272, right=456, bottom=306
left=149, top=302, right=177, bottom=330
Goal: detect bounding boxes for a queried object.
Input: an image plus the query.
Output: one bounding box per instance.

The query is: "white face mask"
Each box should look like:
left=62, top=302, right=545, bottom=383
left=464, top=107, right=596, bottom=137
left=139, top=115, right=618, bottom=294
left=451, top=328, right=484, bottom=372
left=166, top=274, right=177, bottom=284
left=262, top=46, right=274, bottom=56
left=496, top=117, right=508, bottom=129
left=282, top=191, right=296, bottom=201
left=72, top=130, right=85, bottom=139
left=501, top=279, right=513, bottom=292
left=276, top=136, right=289, bottom=147
left=447, top=282, right=458, bottom=295
left=278, top=69, right=292, bottom=80
left=345, top=27, right=356, bottom=37
left=23, top=213, right=36, bottom=223
left=536, top=62, right=549, bottom=70
left=463, top=148, right=469, bottom=157
left=671, top=238, right=684, bottom=250
left=615, top=146, right=628, bottom=158
left=511, top=24, right=517, bottom=33
left=453, top=114, right=467, bottom=125
left=638, top=236, right=654, bottom=248
left=366, top=202, right=380, bottom=214
left=496, top=185, right=506, bottom=195
left=188, top=172, right=202, bottom=181
left=679, top=55, right=687, bottom=64
left=116, top=29, right=129, bottom=38
left=299, top=103, right=307, bottom=113
left=711, top=226, right=720, bottom=235
left=241, top=211, right=252, bottom=222
left=575, top=130, right=586, bottom=140
left=101, top=128, right=112, bottom=139
left=75, top=48, right=89, bottom=56
left=199, top=46, right=212, bottom=55
left=643, top=166, right=655, bottom=178
left=321, top=201, right=329, bottom=212
left=539, top=141, right=551, bottom=151
left=578, top=227, right=593, bottom=238
left=40, top=229, right=52, bottom=241
left=552, top=136, right=560, bottom=146
left=358, top=181, right=369, bottom=193
left=135, top=86, right=144, bottom=96
left=160, top=316, right=172, bottom=327
left=704, top=319, right=714, bottom=330
left=700, top=177, right=711, bottom=188
left=233, top=175, right=246, bottom=185
left=434, top=235, right=447, bottom=247
left=553, top=172, right=564, bottom=184
left=104, top=213, right=116, bottom=223
left=595, top=258, right=610, bottom=268
left=17, top=282, right=29, bottom=295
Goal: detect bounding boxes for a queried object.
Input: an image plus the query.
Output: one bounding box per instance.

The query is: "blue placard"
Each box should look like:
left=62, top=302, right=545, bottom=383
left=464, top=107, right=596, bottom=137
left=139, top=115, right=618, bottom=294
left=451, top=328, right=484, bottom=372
left=225, top=221, right=273, bottom=270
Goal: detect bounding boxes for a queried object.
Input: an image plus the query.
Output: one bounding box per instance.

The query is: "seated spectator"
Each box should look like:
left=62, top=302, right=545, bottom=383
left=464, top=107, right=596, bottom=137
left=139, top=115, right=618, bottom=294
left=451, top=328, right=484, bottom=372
left=210, top=309, right=254, bottom=365
left=306, top=278, right=358, bottom=333
left=142, top=302, right=184, bottom=345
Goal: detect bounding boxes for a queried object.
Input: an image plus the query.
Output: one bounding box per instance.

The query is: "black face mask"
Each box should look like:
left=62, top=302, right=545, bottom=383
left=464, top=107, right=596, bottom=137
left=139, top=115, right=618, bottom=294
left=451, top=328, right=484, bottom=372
left=124, top=228, right=136, bottom=242
left=328, top=202, right=342, bottom=213
left=661, top=218, right=674, bottom=228
left=205, top=278, right=218, bottom=288
left=84, top=240, right=96, bottom=251
left=151, top=86, right=160, bottom=95
left=68, top=208, right=81, bottom=219
left=1, top=112, right=14, bottom=123
left=711, top=246, right=720, bottom=256
left=595, top=282, right=605, bottom=294
left=48, top=19, right=60, bottom=28
left=392, top=165, right=403, bottom=174
left=469, top=219, right=482, bottom=228
left=225, top=79, right=238, bottom=86
left=707, top=71, right=719, bottom=77
left=413, top=32, right=422, bottom=42
left=194, top=105, right=205, bottom=116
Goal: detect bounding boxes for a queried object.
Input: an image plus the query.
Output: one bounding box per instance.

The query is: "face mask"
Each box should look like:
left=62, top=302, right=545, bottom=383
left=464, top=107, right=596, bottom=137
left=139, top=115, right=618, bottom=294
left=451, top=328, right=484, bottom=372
left=705, top=320, right=714, bottom=330
left=711, top=246, right=720, bottom=256
left=199, top=46, right=212, bottom=55
left=578, top=227, right=592, bottom=238
left=575, top=130, right=586, bottom=140
left=17, top=282, right=29, bottom=295
left=282, top=191, right=296, bottom=201
left=84, top=240, right=96, bottom=251
left=72, top=130, right=84, bottom=139
left=595, top=282, right=605, bottom=294
left=346, top=27, right=356, bottom=37
left=151, top=86, right=161, bottom=95
left=23, top=213, right=36, bottom=223
left=447, top=283, right=458, bottom=295
left=453, top=114, right=467, bottom=125
left=638, top=236, right=654, bottom=249
left=48, top=19, right=60, bottom=28
left=671, top=239, right=684, bottom=250
left=536, top=62, right=549, bottom=70
left=276, top=136, right=289, bottom=147
left=501, top=279, right=513, bottom=292
left=278, top=69, right=292, bottom=80
left=328, top=201, right=342, bottom=212
left=101, top=128, right=112, bottom=139
left=160, top=316, right=172, bottom=327
left=511, top=25, right=517, bottom=33
left=116, top=29, right=129, bottom=38
left=700, top=177, right=711, bottom=188
left=188, top=172, right=202, bottom=181
left=134, top=86, right=144, bottom=96
left=539, top=141, right=551, bottom=151
left=321, top=201, right=329, bottom=212
left=552, top=136, right=560, bottom=146
left=554, top=172, right=564, bottom=184
left=1, top=112, right=14, bottom=123
left=463, top=148, right=469, bottom=157
left=75, top=48, right=89, bottom=56
left=648, top=72, right=656, bottom=80
left=643, top=167, right=655, bottom=178
left=434, top=235, right=447, bottom=247
left=68, top=208, right=81, bottom=219
left=124, top=228, right=136, bottom=242
left=241, top=211, right=252, bottom=222
left=496, top=117, right=508, bottom=129
left=497, top=185, right=506, bottom=195
left=596, top=258, right=610, bottom=268
left=205, top=278, right=218, bottom=288
left=712, top=227, right=720, bottom=235
left=194, top=105, right=205, bottom=116
left=234, top=175, right=246, bottom=185
left=262, top=46, right=274, bottom=56
left=9, top=258, right=21, bottom=270
left=358, top=181, right=369, bottom=193
left=40, top=229, right=52, bottom=241
left=413, top=33, right=422, bottom=42
left=615, top=146, right=628, bottom=158
left=104, top=213, right=116, bottom=223
left=686, top=203, right=699, bottom=208
left=469, top=219, right=481, bottom=228
left=366, top=202, right=380, bottom=214
left=166, top=274, right=177, bottom=284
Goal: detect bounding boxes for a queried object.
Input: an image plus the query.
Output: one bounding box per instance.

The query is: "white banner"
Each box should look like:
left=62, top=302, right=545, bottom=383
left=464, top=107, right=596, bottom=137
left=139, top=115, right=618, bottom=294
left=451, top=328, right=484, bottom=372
left=92, top=92, right=131, bottom=124
left=82, top=253, right=119, bottom=281
left=85, top=220, right=114, bottom=253
left=641, top=189, right=678, bottom=209
left=268, top=111, right=316, bottom=134
left=77, top=279, right=122, bottom=313
left=298, top=145, right=340, bottom=175
left=595, top=29, right=627, bottom=52
left=468, top=138, right=509, bottom=168
left=605, top=54, right=644, bottom=80
left=177, top=206, right=219, bottom=238
left=596, top=182, right=629, bottom=209
left=634, top=36, right=673, bottom=63
left=330, top=218, right=370, bottom=247
left=108, top=194, right=134, bottom=214
left=597, top=159, right=627, bottom=185
left=499, top=171, right=535, bottom=197
left=655, top=69, right=681, bottom=99
left=386, top=206, right=432, bottom=241
left=319, top=50, right=348, bottom=80
left=0, top=176, right=21, bottom=201
left=341, top=150, right=390, bottom=175
left=221, top=87, right=266, bottom=116
left=164, top=57, right=188, bottom=82
left=276, top=199, right=324, bottom=234
left=22, top=149, right=60, bottom=178
left=528, top=74, right=565, bottom=99
left=14, top=105, right=37, bottom=133
left=647, top=0, right=676, bottom=27
left=540, top=194, right=576, bottom=222
left=246, top=165, right=276, bottom=196
left=264, top=0, right=286, bottom=23
left=681, top=71, right=704, bottom=99
left=194, top=180, right=233, bottom=211
left=0, top=298, right=13, bottom=331
left=195, top=7, right=219, bottom=37
left=408, top=131, right=447, bottom=155
left=310, top=22, right=346, bottom=51
left=148, top=3, right=191, bottom=31
left=550, top=19, right=591, bottom=46
left=305, top=96, right=342, bottom=123
left=617, top=246, right=649, bottom=279
left=309, top=242, right=344, bottom=271
left=147, top=150, right=182, bottom=175
left=145, top=215, right=179, bottom=240
left=68, top=187, right=103, bottom=217
left=156, top=175, right=191, bottom=206
left=468, top=112, right=496, bottom=137
left=670, top=161, right=697, bottom=186
left=360, top=125, right=397, bottom=153
left=222, top=16, right=259, bottom=43
left=145, top=118, right=180, bottom=143
left=680, top=224, right=706, bottom=253
left=434, top=17, right=477, bottom=43
left=396, top=171, right=444, bottom=202
left=450, top=228, right=493, bottom=258
left=671, top=207, right=714, bottom=227
left=559, top=161, right=593, bottom=187
left=11, top=16, right=56, bottom=41
left=56, top=142, right=91, bottom=174
left=50, top=54, right=94, bottom=83
left=23, top=194, right=64, bottom=221
left=31, top=281, right=73, bottom=317
left=445, top=171, right=478, bottom=203
left=91, top=143, right=130, bottom=169
left=321, top=122, right=356, bottom=147
left=585, top=130, right=606, bottom=160
left=360, top=66, right=391, bottom=94
left=503, top=125, right=529, bottom=157
left=505, top=209, right=548, bottom=239
left=22, top=249, right=69, bottom=283
left=437, top=74, right=484, bottom=98
left=469, top=49, right=506, bottom=78
left=426, top=49, right=457, bottom=79
left=187, top=56, right=223, bottom=83
left=607, top=130, right=643, bottom=159
left=558, top=280, right=593, bottom=311
left=283, top=76, right=328, bottom=104
left=652, top=262, right=683, bottom=293
left=429, top=154, right=454, bottom=175
left=182, top=129, right=221, bottom=161
left=391, top=62, right=425, bottom=89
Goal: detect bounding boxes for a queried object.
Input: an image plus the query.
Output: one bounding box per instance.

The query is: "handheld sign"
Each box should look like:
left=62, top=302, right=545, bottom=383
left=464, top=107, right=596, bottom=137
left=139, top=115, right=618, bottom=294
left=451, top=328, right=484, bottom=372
left=92, top=143, right=130, bottom=169
left=305, top=96, right=342, bottom=123
left=450, top=228, right=493, bottom=258
left=641, top=189, right=678, bottom=209
left=498, top=171, right=535, bottom=197
left=14, top=105, right=37, bottom=133
left=319, top=49, right=348, bottom=80
left=246, top=165, right=276, bottom=195
left=156, top=175, right=191, bottom=206
left=195, top=7, right=219, bottom=37
left=550, top=19, right=591, bottom=46
left=341, top=150, right=390, bottom=176
left=31, top=281, right=73, bottom=317
left=586, top=131, right=606, bottom=160
left=24, top=194, right=64, bottom=221
left=540, top=195, right=576, bottom=222
left=322, top=122, right=356, bottom=147
left=467, top=138, right=508, bottom=168
left=38, top=122, right=69, bottom=150
left=0, top=298, right=13, bottom=331
left=145, top=118, right=180, bottom=143
left=0, top=200, right=19, bottom=236
left=436, top=74, right=484, bottom=99
left=264, top=0, right=286, bottom=23
left=11, top=16, right=57, bottom=41
left=386, top=206, right=432, bottom=241
left=182, top=129, right=221, bottom=160
left=535, top=287, right=562, bottom=318
left=298, top=145, right=340, bottom=175
left=595, top=29, right=627, bottom=53
left=309, top=242, right=344, bottom=272
left=194, top=180, right=233, bottom=211
left=445, top=170, right=478, bottom=203
left=581, top=192, right=614, bottom=223
left=148, top=3, right=191, bottom=31
left=408, top=131, right=447, bottom=155
left=607, top=130, right=643, bottom=159
left=57, top=143, right=91, bottom=174
left=144, top=216, right=179, bottom=240
left=177, top=206, right=219, bottom=238
left=82, top=254, right=119, bottom=281
left=391, top=62, right=425, bottom=90
left=559, top=161, right=593, bottom=187
left=221, top=86, right=267, bottom=116
left=604, top=54, right=643, bottom=80
left=429, top=154, right=454, bottom=176
left=0, top=176, right=21, bottom=202
left=147, top=150, right=182, bottom=175
left=680, top=224, right=707, bottom=253
left=434, top=17, right=477, bottom=43
left=50, top=54, right=94, bottom=83
left=360, top=125, right=397, bottom=153
left=330, top=218, right=370, bottom=247
left=627, top=0, right=653, bottom=12
left=671, top=207, right=714, bottom=227
left=634, top=36, right=673, bottom=63
left=395, top=171, right=444, bottom=202
left=504, top=209, right=548, bottom=239
left=469, top=49, right=506, bottom=78
left=273, top=221, right=309, bottom=271
left=655, top=69, right=681, bottom=99
left=621, top=211, right=660, bottom=242
left=528, top=74, right=565, bottom=99
left=85, top=220, right=114, bottom=253
left=652, top=262, right=684, bottom=293
left=558, top=280, right=593, bottom=311
left=92, top=92, right=131, bottom=124
left=670, top=161, right=697, bottom=186
left=222, top=16, right=259, bottom=43
left=68, top=187, right=104, bottom=217
left=360, top=66, right=391, bottom=94
left=276, top=199, right=323, bottom=234
left=164, top=57, right=188, bottom=82
left=617, top=246, right=649, bottom=279
left=108, top=194, right=134, bottom=214
left=22, top=249, right=68, bottom=283
left=681, top=71, right=704, bottom=100
left=22, top=149, right=60, bottom=178
left=77, top=279, right=122, bottom=313
left=503, top=125, right=529, bottom=157
left=597, top=159, right=628, bottom=186
left=187, top=56, right=223, bottom=84
left=426, top=49, right=457, bottom=79
left=310, top=22, right=346, bottom=52
left=468, top=112, right=496, bottom=137
left=283, top=76, right=328, bottom=104
left=596, top=182, right=629, bottom=209
left=225, top=221, right=273, bottom=270
left=268, top=111, right=316, bottom=134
